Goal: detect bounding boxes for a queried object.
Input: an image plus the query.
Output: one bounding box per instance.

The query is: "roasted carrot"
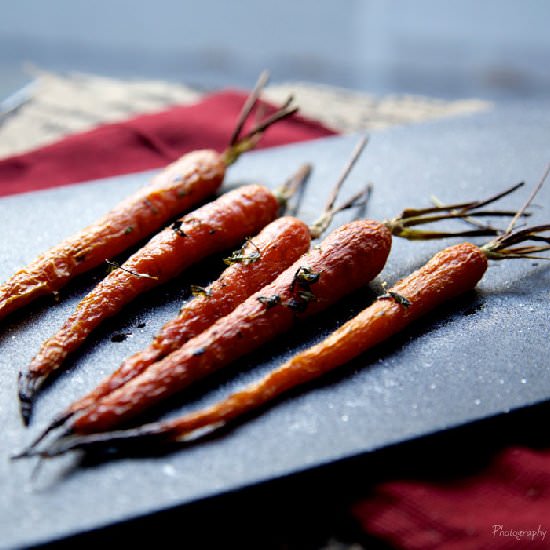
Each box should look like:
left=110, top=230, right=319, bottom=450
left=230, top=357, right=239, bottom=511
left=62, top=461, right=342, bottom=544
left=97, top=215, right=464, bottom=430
left=18, top=171, right=302, bottom=424
left=25, top=166, right=550, bottom=456
left=0, top=70, right=293, bottom=323
left=0, top=150, right=222, bottom=321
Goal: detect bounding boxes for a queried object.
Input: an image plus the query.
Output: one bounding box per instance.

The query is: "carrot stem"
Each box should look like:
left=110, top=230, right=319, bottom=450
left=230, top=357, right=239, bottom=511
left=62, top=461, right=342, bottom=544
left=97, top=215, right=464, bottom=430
left=324, top=135, right=369, bottom=213
left=398, top=181, right=524, bottom=219
left=274, top=163, right=312, bottom=203
left=504, top=163, right=550, bottom=234
left=309, top=136, right=369, bottom=239
left=228, top=70, right=270, bottom=147
left=222, top=101, right=298, bottom=166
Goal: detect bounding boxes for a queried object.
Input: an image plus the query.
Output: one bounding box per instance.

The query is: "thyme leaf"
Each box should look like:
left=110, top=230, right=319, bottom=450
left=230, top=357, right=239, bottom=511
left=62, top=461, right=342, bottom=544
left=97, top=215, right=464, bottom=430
left=257, top=295, right=281, bottom=309
left=293, top=266, right=320, bottom=288
left=171, top=221, right=187, bottom=237
left=224, top=238, right=262, bottom=266
left=105, top=260, right=158, bottom=280
left=378, top=291, right=411, bottom=308
left=297, top=290, right=317, bottom=303
left=285, top=298, right=308, bottom=313
left=285, top=266, right=321, bottom=313
left=190, top=285, right=212, bottom=298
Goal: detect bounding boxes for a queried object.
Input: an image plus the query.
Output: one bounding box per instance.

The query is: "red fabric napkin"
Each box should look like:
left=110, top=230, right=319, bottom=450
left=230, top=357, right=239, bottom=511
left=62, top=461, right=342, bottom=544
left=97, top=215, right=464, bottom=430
left=353, top=446, right=550, bottom=549
left=0, top=90, right=335, bottom=197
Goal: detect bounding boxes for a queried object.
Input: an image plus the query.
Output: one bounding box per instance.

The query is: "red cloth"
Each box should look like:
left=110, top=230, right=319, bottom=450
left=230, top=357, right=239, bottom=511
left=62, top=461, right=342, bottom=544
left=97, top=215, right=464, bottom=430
left=0, top=90, right=335, bottom=197
left=353, top=447, right=550, bottom=549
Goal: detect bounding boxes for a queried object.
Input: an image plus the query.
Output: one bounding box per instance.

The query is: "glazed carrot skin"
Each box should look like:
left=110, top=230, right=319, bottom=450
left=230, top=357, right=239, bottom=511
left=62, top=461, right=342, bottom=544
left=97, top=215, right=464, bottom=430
left=70, top=219, right=393, bottom=434
left=122, top=242, right=489, bottom=441
left=65, top=216, right=312, bottom=415
left=0, top=151, right=226, bottom=322
left=21, top=184, right=279, bottom=405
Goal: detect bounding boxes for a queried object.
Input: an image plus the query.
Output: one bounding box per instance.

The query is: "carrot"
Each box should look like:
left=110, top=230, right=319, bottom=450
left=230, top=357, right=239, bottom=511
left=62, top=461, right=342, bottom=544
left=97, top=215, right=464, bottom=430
left=26, top=166, right=550, bottom=457
left=0, top=70, right=293, bottom=323
left=18, top=174, right=300, bottom=424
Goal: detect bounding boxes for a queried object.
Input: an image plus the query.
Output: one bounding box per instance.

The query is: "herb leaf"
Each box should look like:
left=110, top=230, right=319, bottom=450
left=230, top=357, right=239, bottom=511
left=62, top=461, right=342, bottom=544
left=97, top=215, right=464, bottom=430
left=378, top=291, right=411, bottom=308
left=224, top=238, right=262, bottom=266
left=105, top=260, right=158, bottom=280
left=190, top=285, right=212, bottom=298
left=171, top=221, right=187, bottom=237
left=257, top=295, right=281, bottom=309
left=293, top=266, right=320, bottom=288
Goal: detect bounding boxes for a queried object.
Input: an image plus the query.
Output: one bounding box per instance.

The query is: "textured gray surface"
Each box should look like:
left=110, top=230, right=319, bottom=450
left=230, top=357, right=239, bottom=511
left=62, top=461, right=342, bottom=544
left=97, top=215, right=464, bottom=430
left=1, top=102, right=550, bottom=548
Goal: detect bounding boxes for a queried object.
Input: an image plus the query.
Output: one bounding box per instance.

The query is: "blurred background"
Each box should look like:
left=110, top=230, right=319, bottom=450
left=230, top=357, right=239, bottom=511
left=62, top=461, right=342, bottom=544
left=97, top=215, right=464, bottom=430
left=1, top=0, right=549, bottom=101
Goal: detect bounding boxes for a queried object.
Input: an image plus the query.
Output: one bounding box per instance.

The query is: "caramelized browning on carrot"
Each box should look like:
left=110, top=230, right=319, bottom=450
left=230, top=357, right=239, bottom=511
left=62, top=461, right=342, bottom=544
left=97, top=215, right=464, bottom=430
left=68, top=219, right=392, bottom=434
left=19, top=184, right=280, bottom=422
left=0, top=151, right=225, bottom=321
left=66, top=216, right=312, bottom=415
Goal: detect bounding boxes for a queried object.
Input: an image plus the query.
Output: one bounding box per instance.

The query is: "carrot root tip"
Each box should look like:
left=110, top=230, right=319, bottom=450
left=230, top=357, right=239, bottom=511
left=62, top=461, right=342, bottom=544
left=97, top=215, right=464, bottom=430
left=28, top=427, right=168, bottom=458
left=18, top=371, right=44, bottom=426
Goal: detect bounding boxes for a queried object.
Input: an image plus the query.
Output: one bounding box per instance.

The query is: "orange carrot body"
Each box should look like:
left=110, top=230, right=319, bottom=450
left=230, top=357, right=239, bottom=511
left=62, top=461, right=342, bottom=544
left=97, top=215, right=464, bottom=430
left=20, top=184, right=280, bottom=413
left=113, top=242, right=488, bottom=442
left=65, top=216, right=312, bottom=415
left=0, top=150, right=225, bottom=321
left=70, top=219, right=393, bottom=434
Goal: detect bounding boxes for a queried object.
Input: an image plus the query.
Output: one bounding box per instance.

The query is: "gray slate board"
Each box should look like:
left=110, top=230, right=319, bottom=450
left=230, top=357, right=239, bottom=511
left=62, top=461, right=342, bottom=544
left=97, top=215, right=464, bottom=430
left=1, top=102, right=550, bottom=548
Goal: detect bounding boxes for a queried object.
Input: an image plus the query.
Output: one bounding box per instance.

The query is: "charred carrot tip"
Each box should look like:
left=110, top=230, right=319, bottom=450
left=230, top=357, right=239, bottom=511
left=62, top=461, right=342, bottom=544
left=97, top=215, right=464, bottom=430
left=17, top=411, right=74, bottom=455
left=18, top=427, right=167, bottom=459
left=13, top=422, right=77, bottom=459
left=18, top=371, right=42, bottom=426
left=11, top=448, right=34, bottom=460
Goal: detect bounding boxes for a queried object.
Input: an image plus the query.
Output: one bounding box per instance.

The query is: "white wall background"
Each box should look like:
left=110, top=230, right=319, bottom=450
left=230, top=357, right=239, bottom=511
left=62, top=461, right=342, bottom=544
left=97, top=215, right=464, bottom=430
left=1, top=0, right=549, bottom=99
